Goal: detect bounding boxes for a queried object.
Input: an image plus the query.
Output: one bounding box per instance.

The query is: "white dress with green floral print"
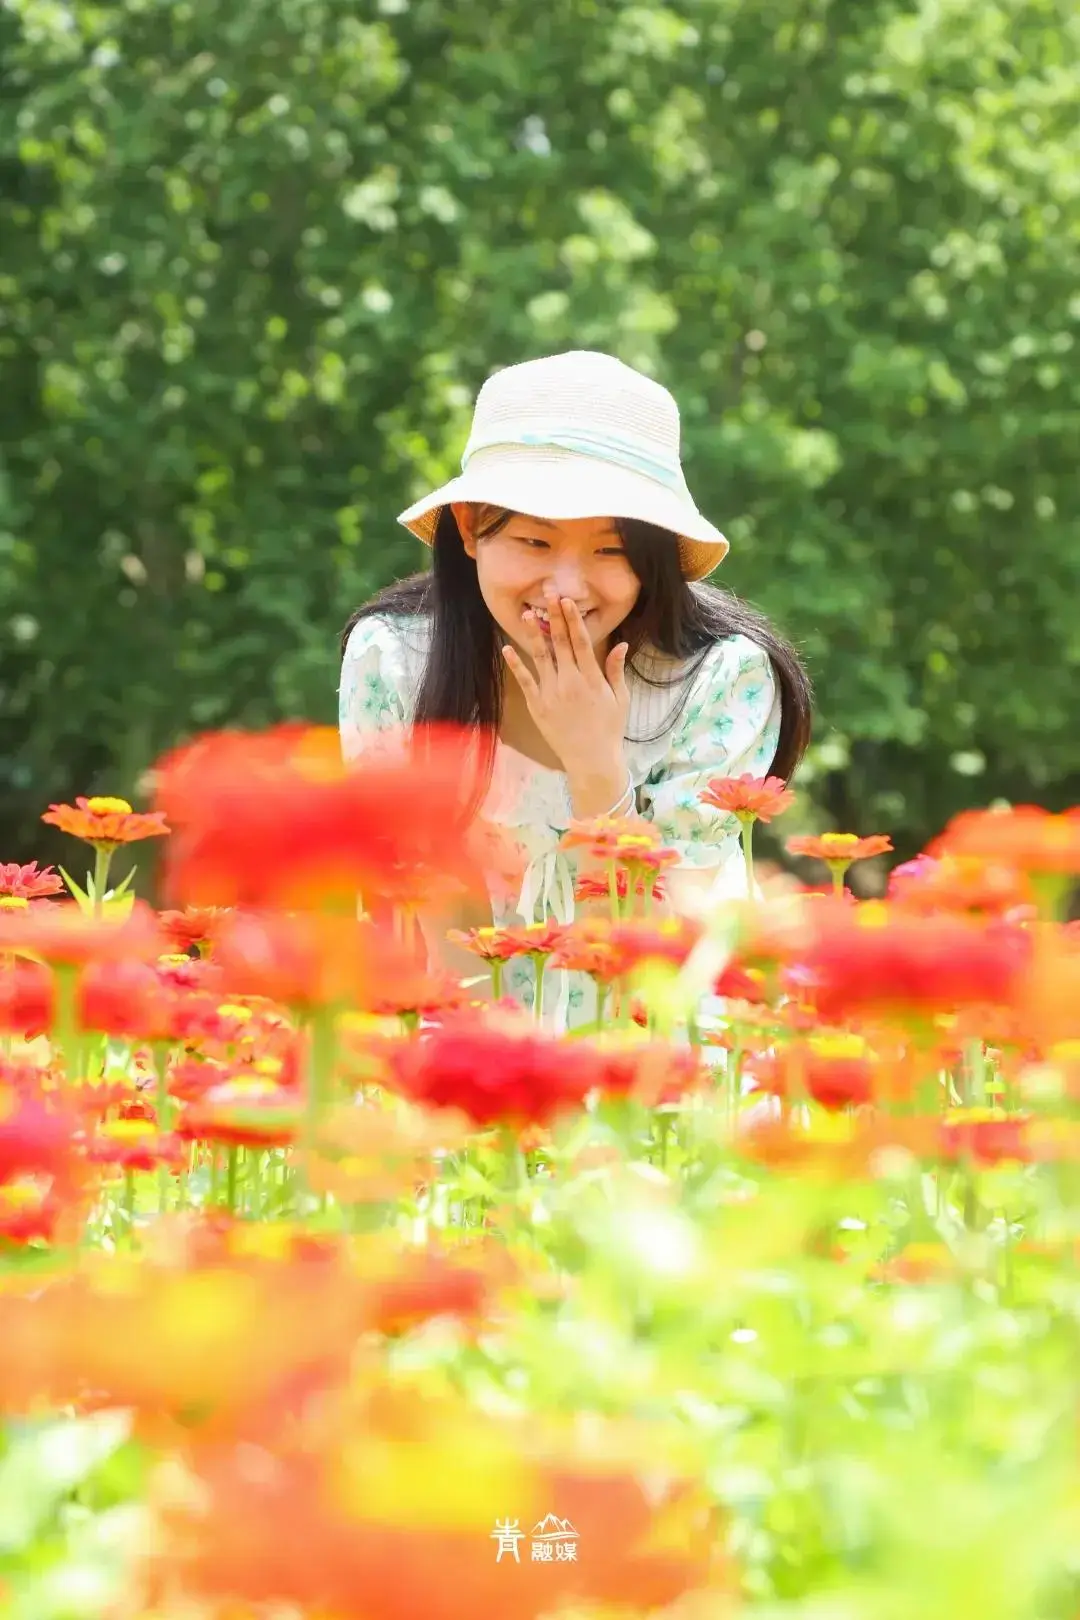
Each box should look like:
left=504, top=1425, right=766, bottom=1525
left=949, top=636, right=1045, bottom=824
left=339, top=613, right=780, bottom=1028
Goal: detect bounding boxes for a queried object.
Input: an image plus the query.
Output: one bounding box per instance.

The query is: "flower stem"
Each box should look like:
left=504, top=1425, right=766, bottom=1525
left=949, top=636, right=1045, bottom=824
left=226, top=1146, right=239, bottom=1216
left=92, top=846, right=113, bottom=915
left=533, top=958, right=546, bottom=1023
left=153, top=1042, right=172, bottom=1213
left=51, top=963, right=82, bottom=1080
left=491, top=960, right=504, bottom=1001
left=123, top=1168, right=137, bottom=1239
left=740, top=818, right=755, bottom=897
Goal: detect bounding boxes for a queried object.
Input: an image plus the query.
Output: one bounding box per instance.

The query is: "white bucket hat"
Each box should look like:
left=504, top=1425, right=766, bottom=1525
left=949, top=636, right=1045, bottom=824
left=397, top=350, right=729, bottom=581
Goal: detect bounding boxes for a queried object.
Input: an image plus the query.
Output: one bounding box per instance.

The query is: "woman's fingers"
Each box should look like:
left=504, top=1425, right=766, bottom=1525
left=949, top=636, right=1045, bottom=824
left=562, top=598, right=601, bottom=673
left=544, top=588, right=576, bottom=671
left=502, top=644, right=540, bottom=707
left=604, top=640, right=630, bottom=704
left=519, top=611, right=555, bottom=672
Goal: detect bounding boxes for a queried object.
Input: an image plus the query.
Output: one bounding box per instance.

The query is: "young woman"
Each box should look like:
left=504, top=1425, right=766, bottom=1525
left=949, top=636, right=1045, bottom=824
left=339, top=350, right=812, bottom=1023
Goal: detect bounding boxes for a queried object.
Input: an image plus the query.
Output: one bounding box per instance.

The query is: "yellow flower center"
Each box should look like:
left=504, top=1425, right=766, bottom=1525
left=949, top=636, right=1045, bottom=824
left=216, top=1003, right=254, bottom=1022
left=808, top=1031, right=869, bottom=1060
left=855, top=902, right=890, bottom=930
left=86, top=796, right=133, bottom=815
left=822, top=833, right=861, bottom=850
left=103, top=1118, right=156, bottom=1142
left=0, top=896, right=29, bottom=911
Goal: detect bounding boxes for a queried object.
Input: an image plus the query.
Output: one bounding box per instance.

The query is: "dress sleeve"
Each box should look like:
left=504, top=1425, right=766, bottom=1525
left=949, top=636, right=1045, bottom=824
left=638, top=635, right=782, bottom=868
left=338, top=614, right=417, bottom=765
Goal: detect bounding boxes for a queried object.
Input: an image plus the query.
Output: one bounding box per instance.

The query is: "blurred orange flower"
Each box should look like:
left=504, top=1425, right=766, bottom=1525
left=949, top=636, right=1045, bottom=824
left=154, top=723, right=483, bottom=911
left=928, top=805, right=1080, bottom=874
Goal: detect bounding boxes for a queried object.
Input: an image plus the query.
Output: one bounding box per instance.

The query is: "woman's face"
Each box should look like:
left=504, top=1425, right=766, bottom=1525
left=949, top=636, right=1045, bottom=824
left=454, top=505, right=641, bottom=660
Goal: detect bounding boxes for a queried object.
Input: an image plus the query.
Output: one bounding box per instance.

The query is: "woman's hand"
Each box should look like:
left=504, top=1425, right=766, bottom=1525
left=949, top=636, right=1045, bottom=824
left=502, top=586, right=630, bottom=817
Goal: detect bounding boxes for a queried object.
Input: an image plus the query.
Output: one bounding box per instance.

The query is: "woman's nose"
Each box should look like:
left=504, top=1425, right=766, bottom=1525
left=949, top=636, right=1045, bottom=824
left=547, top=561, right=588, bottom=601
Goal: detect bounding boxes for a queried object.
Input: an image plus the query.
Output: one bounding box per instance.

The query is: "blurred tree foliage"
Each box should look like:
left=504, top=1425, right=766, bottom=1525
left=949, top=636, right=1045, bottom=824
left=2, top=0, right=1079, bottom=861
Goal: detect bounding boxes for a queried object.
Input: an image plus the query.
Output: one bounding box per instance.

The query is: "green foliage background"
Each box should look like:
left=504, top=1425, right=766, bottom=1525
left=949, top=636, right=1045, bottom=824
left=2, top=0, right=1079, bottom=862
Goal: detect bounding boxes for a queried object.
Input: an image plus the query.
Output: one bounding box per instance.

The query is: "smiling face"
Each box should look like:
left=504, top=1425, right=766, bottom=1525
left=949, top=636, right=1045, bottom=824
left=453, top=505, right=642, bottom=658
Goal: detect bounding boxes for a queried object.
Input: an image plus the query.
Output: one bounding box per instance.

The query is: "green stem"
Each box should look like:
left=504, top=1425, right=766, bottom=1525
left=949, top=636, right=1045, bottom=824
left=153, top=1042, right=172, bottom=1213
left=829, top=863, right=849, bottom=896
left=51, top=963, right=83, bottom=1080
left=740, top=818, right=755, bottom=897
left=298, top=1005, right=340, bottom=1212
left=123, top=1169, right=137, bottom=1238
left=307, top=1006, right=340, bottom=1130
left=226, top=1146, right=239, bottom=1216
left=533, top=958, right=546, bottom=1023
left=491, top=959, right=504, bottom=1001
left=92, top=846, right=114, bottom=915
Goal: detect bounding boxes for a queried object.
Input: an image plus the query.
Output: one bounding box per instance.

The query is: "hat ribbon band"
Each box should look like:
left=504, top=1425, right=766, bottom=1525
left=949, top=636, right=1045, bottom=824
left=461, top=427, right=684, bottom=492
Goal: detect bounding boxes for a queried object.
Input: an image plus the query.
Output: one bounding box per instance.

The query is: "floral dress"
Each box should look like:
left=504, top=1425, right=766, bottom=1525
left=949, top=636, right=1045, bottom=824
left=338, top=613, right=781, bottom=1028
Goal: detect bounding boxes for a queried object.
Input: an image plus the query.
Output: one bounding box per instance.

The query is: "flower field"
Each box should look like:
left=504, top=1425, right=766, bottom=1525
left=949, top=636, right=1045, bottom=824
left=1, top=724, right=1078, bottom=1620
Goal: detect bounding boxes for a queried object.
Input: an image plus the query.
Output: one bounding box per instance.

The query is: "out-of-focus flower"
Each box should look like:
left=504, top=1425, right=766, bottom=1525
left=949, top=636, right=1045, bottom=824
left=309, top=1098, right=470, bottom=1205
left=574, top=868, right=666, bottom=905
left=749, top=1031, right=878, bottom=1111
left=154, top=723, right=483, bottom=911
left=176, top=1077, right=301, bottom=1150
left=800, top=901, right=1028, bottom=1023
left=445, top=926, right=519, bottom=963
left=560, top=817, right=678, bottom=876
left=0, top=862, right=64, bottom=901
left=387, top=1019, right=609, bottom=1127
left=0, top=899, right=165, bottom=969
left=212, top=909, right=418, bottom=1013
left=0, top=958, right=54, bottom=1038
left=586, top=1033, right=705, bottom=1107
left=712, top=962, right=769, bottom=1003
left=888, top=853, right=1033, bottom=918
left=699, top=774, right=796, bottom=824
left=928, top=805, right=1080, bottom=875
left=41, top=795, right=170, bottom=852
left=158, top=906, right=232, bottom=956
left=146, top=1383, right=720, bottom=1620
left=88, top=1118, right=187, bottom=1174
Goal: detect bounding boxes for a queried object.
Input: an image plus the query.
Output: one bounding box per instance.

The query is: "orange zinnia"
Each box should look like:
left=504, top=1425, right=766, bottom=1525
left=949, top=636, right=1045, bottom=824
left=928, top=805, right=1080, bottom=875
left=41, top=795, right=170, bottom=852
left=787, top=832, right=893, bottom=868
left=699, top=773, right=796, bottom=824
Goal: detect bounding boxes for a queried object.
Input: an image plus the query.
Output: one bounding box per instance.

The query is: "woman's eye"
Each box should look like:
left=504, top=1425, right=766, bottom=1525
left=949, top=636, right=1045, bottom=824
left=598, top=547, right=626, bottom=557
left=517, top=537, right=550, bottom=549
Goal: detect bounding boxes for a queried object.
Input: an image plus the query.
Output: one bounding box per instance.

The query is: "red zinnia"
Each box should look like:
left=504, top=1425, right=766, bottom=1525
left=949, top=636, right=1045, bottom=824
left=387, top=1020, right=608, bottom=1127
left=800, top=901, right=1029, bottom=1023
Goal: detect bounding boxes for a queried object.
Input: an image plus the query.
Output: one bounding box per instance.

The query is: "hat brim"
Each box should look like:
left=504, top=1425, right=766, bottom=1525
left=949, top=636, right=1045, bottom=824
left=396, top=448, right=729, bottom=582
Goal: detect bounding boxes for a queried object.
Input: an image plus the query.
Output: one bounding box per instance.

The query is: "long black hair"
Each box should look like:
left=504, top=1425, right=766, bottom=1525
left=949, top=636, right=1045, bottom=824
left=342, top=506, right=812, bottom=796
